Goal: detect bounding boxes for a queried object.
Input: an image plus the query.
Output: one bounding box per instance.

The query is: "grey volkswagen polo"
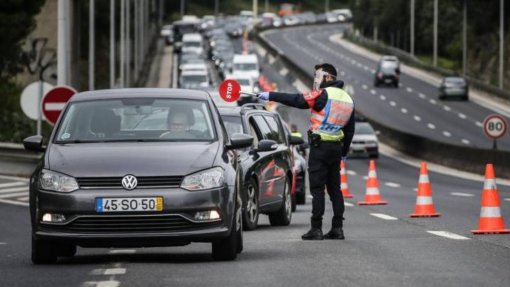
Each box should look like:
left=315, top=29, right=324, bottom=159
left=23, top=89, right=253, bottom=263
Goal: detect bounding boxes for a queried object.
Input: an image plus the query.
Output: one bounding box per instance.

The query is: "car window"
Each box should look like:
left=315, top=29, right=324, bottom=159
left=252, top=115, right=281, bottom=143
left=221, top=115, right=244, bottom=137
left=263, top=115, right=285, bottom=144
left=355, top=123, right=375, bottom=135
left=248, top=121, right=260, bottom=147
left=55, top=98, right=215, bottom=143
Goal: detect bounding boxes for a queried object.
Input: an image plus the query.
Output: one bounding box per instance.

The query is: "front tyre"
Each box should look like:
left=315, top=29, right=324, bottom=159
left=242, top=179, right=259, bottom=230
left=32, top=237, right=58, bottom=264
left=268, top=178, right=292, bottom=226
left=212, top=203, right=242, bottom=261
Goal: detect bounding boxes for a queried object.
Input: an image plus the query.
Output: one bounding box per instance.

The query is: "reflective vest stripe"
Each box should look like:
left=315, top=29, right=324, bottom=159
left=416, top=196, right=433, bottom=205
left=480, top=207, right=502, bottom=218
left=310, top=87, right=354, bottom=141
left=366, top=187, right=380, bottom=195
left=483, top=179, right=497, bottom=190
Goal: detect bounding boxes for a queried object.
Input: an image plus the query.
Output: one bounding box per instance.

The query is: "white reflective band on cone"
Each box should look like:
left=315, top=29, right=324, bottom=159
left=480, top=207, right=502, bottom=218
left=419, top=174, right=430, bottom=183
left=366, top=187, right=380, bottom=195
left=368, top=170, right=377, bottom=177
left=340, top=170, right=346, bottom=175
left=483, top=179, right=497, bottom=190
left=341, top=183, right=348, bottom=189
left=416, top=196, right=433, bottom=205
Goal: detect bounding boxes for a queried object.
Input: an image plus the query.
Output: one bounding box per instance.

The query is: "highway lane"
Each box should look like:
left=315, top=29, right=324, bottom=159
left=261, top=25, right=510, bottom=151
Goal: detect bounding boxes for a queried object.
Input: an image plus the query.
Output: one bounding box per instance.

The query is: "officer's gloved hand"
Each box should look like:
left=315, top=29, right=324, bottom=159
left=257, top=92, right=269, bottom=101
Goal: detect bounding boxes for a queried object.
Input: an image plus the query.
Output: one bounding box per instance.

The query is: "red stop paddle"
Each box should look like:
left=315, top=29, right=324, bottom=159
left=218, top=79, right=257, bottom=102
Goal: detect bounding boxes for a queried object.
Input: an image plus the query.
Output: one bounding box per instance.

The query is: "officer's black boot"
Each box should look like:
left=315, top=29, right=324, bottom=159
left=324, top=228, right=345, bottom=240
left=302, top=219, right=324, bottom=240
left=301, top=228, right=324, bottom=240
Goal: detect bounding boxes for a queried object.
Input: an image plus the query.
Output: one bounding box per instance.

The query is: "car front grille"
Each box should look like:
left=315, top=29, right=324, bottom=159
left=77, top=176, right=183, bottom=189
left=43, top=214, right=221, bottom=233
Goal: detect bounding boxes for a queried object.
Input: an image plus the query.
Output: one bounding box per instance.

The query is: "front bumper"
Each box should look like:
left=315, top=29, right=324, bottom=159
left=33, top=186, right=235, bottom=246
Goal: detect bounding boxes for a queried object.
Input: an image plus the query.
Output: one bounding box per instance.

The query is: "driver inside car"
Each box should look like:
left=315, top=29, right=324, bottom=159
left=160, top=110, right=193, bottom=138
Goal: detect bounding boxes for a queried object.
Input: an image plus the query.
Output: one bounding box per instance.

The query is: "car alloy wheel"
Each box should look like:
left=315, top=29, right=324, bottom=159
left=242, top=179, right=259, bottom=230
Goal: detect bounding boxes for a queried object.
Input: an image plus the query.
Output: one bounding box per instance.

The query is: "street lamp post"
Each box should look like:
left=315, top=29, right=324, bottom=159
left=110, top=0, right=115, bottom=88
left=499, top=0, right=504, bottom=89
left=410, top=0, right=415, bottom=56
left=433, top=0, right=438, bottom=67
left=462, top=0, right=467, bottom=76
left=89, top=0, right=95, bottom=91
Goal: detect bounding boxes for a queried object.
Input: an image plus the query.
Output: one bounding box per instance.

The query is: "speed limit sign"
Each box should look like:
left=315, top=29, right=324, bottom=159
left=483, top=114, right=507, bottom=139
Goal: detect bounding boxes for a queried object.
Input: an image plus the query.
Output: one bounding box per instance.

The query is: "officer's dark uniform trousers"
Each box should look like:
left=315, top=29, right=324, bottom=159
left=308, top=141, right=344, bottom=229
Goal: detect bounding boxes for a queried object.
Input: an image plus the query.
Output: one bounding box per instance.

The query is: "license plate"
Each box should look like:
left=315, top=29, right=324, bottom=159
left=96, top=197, right=163, bottom=213
left=384, top=79, right=392, bottom=83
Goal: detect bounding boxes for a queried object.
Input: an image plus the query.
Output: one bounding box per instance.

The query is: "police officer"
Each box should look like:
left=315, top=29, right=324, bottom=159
left=257, top=63, right=355, bottom=240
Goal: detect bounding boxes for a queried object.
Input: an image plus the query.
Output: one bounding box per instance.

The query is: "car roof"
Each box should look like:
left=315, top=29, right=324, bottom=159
left=218, top=104, right=270, bottom=116
left=181, top=70, right=208, bottom=76
left=233, top=54, right=258, bottom=62
left=69, top=88, right=211, bottom=102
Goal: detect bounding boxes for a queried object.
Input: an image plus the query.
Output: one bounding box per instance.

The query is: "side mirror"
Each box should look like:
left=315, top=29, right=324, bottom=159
left=289, top=135, right=304, bottom=145
left=227, top=133, right=253, bottom=149
left=256, top=139, right=278, bottom=152
left=23, top=135, right=45, bottom=152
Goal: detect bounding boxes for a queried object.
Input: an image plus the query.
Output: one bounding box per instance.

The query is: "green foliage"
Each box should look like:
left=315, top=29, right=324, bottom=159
left=0, top=0, right=46, bottom=82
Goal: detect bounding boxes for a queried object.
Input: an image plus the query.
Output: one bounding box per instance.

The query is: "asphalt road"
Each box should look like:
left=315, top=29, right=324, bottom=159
left=262, top=24, right=510, bottom=151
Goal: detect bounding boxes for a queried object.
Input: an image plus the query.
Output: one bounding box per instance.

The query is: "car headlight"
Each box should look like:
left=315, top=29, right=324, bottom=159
left=39, top=169, right=79, bottom=193
left=181, top=167, right=225, bottom=191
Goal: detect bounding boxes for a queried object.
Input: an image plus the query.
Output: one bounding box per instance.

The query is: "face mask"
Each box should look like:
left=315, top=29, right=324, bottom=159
left=313, top=70, right=334, bottom=91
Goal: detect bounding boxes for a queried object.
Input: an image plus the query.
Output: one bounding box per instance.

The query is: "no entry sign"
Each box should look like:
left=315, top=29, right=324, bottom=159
left=42, top=86, right=77, bottom=125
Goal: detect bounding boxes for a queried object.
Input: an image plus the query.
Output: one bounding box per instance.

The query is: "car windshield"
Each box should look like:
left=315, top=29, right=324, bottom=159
left=221, top=115, right=244, bottom=136
left=55, top=98, right=215, bottom=143
left=237, top=79, right=251, bottom=86
left=184, top=41, right=201, bottom=48
left=445, top=78, right=466, bottom=85
left=355, top=123, right=375, bottom=135
left=234, top=63, right=257, bottom=71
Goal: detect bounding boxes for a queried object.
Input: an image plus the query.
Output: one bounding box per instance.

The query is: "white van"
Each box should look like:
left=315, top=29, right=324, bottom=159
left=182, top=33, right=204, bottom=55
left=232, top=54, right=260, bottom=83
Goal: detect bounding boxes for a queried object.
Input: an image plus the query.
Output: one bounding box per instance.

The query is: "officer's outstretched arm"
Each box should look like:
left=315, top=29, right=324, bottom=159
left=268, top=91, right=311, bottom=109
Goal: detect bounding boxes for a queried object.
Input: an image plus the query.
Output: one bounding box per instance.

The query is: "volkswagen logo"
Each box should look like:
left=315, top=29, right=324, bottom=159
left=121, top=175, right=138, bottom=190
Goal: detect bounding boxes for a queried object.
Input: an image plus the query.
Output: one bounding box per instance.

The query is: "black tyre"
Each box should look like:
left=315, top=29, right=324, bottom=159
left=212, top=205, right=241, bottom=261
left=291, top=193, right=297, bottom=212
left=462, top=95, right=469, bottom=101
left=369, top=153, right=379, bottom=159
left=268, top=178, right=292, bottom=226
left=393, top=81, right=399, bottom=88
left=59, top=244, right=77, bottom=257
left=242, top=179, right=259, bottom=231
left=32, top=237, right=58, bottom=264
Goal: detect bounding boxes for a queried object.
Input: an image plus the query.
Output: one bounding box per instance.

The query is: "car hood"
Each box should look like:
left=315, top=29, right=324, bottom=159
left=352, top=134, right=378, bottom=142
left=47, top=141, right=219, bottom=177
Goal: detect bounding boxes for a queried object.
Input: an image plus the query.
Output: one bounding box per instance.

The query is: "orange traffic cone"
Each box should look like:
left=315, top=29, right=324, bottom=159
left=410, top=162, right=440, bottom=217
left=340, top=160, right=353, bottom=198
left=472, top=164, right=510, bottom=234
left=358, top=160, right=387, bottom=205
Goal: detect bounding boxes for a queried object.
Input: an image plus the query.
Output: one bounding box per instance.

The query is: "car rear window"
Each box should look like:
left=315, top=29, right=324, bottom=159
left=55, top=98, right=215, bottom=143
left=355, top=123, right=375, bottom=135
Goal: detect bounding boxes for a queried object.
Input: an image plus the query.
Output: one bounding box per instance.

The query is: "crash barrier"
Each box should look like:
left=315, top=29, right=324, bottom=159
left=0, top=143, right=41, bottom=177
left=344, top=32, right=510, bottom=102
left=358, top=160, right=388, bottom=205
left=255, top=28, right=510, bottom=179
left=410, top=162, right=440, bottom=218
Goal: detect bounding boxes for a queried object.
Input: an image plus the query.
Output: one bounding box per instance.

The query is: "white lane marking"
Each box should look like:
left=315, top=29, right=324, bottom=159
left=475, top=121, right=483, bottom=127
left=443, top=105, right=451, bottom=111
left=82, top=281, right=120, bottom=287
left=419, top=93, right=426, bottom=99
left=363, top=66, right=369, bottom=71
left=104, top=268, right=126, bottom=275
left=443, top=131, right=451, bottom=137
left=451, top=192, right=474, bottom=197
left=0, top=186, right=28, bottom=194
left=384, top=182, right=401, bottom=188
left=458, top=113, right=467, bottom=119
left=0, top=182, right=25, bottom=189
left=371, top=69, right=376, bottom=74
left=427, top=123, right=436, bottom=129
left=505, top=198, right=510, bottom=202
left=406, top=87, right=413, bottom=93
left=346, top=170, right=357, bottom=176
left=363, top=176, right=368, bottom=180
left=0, top=192, right=27, bottom=199
left=414, top=115, right=421, bottom=122
left=17, top=196, right=29, bottom=201
left=108, top=249, right=136, bottom=255
left=0, top=242, right=6, bottom=245
left=429, top=99, right=437, bottom=105
left=401, top=108, right=408, bottom=114
left=461, top=139, right=470, bottom=145
left=340, top=71, right=345, bottom=76
left=362, top=84, right=368, bottom=90
left=427, top=231, right=470, bottom=240
left=389, top=101, right=397, bottom=107
left=0, top=199, right=29, bottom=207
left=370, top=213, right=398, bottom=220
left=344, top=202, right=354, bottom=207
left=279, top=68, right=289, bottom=76
left=370, top=89, right=376, bottom=95
left=380, top=95, right=386, bottom=101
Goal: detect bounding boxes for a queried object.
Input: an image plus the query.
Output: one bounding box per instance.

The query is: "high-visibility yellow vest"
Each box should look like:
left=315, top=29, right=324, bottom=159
left=310, top=87, right=354, bottom=141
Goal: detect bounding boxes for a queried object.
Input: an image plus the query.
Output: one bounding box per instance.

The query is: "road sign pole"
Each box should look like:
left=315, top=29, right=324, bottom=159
left=493, top=139, right=497, bottom=150
left=37, top=80, right=43, bottom=136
